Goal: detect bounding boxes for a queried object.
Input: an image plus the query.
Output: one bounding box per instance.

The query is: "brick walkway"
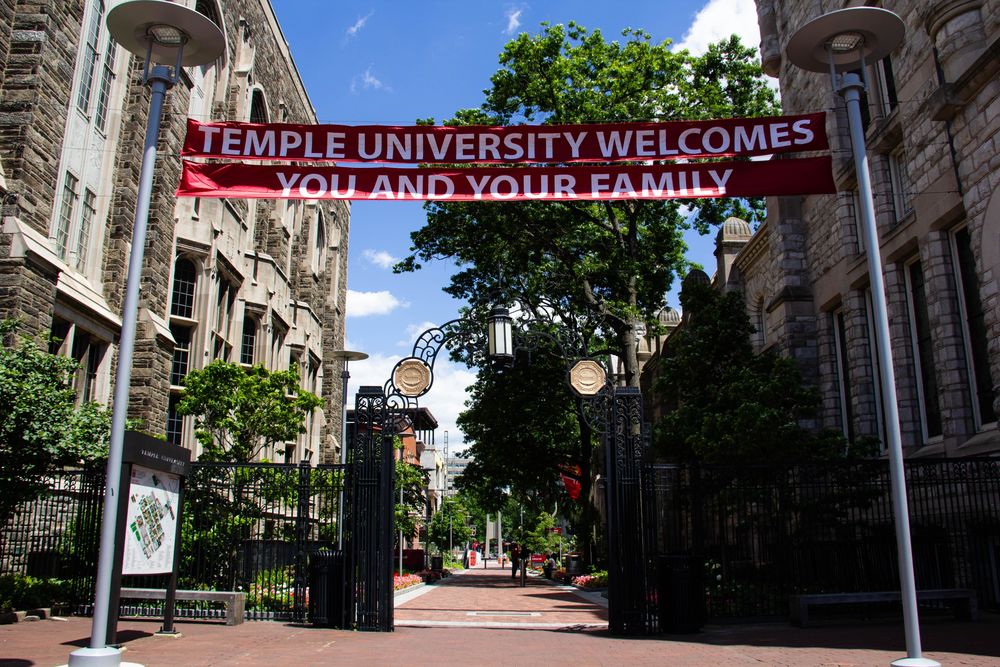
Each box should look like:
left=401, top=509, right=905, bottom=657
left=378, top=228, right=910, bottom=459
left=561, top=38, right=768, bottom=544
left=2, top=563, right=999, bottom=666
left=394, top=559, right=609, bottom=628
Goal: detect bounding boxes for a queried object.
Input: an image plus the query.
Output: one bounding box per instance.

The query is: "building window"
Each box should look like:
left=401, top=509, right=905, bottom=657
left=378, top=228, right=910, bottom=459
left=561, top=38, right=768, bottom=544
left=852, top=190, right=866, bottom=254
left=888, top=146, right=912, bottom=222
left=55, top=173, right=79, bottom=261
left=170, top=325, right=191, bottom=387
left=167, top=395, right=183, bottom=446
left=71, top=333, right=105, bottom=405
left=77, top=0, right=104, bottom=114
left=241, top=316, right=257, bottom=365
left=94, top=41, right=116, bottom=132
left=75, top=189, right=97, bottom=271
left=314, top=210, right=327, bottom=274
left=904, top=259, right=942, bottom=440
left=250, top=89, right=268, bottom=123
left=833, top=310, right=855, bottom=443
left=865, top=291, right=887, bottom=449
left=872, top=56, right=898, bottom=117
left=213, top=278, right=236, bottom=361
left=171, top=258, right=197, bottom=318
left=951, top=226, right=997, bottom=427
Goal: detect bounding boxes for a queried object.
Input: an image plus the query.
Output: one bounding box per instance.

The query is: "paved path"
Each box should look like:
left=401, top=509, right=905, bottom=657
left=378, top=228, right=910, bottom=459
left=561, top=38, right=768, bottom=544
left=3, top=563, right=1000, bottom=666
left=394, top=560, right=608, bottom=629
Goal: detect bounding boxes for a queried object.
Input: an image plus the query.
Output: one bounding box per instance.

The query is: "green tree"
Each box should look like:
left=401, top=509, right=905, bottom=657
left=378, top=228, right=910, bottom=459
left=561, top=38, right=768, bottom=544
left=0, top=321, right=80, bottom=529
left=653, top=280, right=850, bottom=464
left=176, top=360, right=322, bottom=462
left=398, top=25, right=779, bottom=388
left=395, top=456, right=428, bottom=542
left=427, top=496, right=473, bottom=555
left=523, top=511, right=563, bottom=556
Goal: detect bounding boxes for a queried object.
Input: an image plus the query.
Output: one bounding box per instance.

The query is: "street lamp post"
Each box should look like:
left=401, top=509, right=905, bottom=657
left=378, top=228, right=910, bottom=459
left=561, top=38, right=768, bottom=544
left=787, top=9, right=938, bottom=667
left=330, top=349, right=368, bottom=549
left=67, top=3, right=224, bottom=666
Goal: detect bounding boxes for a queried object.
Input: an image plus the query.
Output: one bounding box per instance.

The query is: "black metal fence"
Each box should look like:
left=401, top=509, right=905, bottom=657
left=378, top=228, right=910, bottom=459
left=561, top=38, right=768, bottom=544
left=0, top=462, right=346, bottom=622
left=650, top=458, right=1000, bottom=620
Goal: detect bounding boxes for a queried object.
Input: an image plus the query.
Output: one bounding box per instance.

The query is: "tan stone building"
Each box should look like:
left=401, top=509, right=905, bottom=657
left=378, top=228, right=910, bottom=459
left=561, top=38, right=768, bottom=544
left=0, top=0, right=350, bottom=463
left=710, top=0, right=999, bottom=456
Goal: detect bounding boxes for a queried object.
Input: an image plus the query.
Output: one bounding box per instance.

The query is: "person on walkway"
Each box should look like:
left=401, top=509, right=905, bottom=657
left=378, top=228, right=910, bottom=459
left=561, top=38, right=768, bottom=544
left=510, top=544, right=520, bottom=578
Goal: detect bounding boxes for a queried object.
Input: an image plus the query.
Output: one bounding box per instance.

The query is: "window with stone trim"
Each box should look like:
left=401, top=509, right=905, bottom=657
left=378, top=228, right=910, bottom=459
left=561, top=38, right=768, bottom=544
left=166, top=395, right=183, bottom=446
left=950, top=225, right=997, bottom=428
left=871, top=56, right=898, bottom=118
left=48, top=318, right=109, bottom=406
left=170, top=258, right=198, bottom=318
left=77, top=0, right=104, bottom=114
left=865, top=290, right=888, bottom=450
left=904, top=258, right=943, bottom=441
left=75, top=189, right=97, bottom=272
left=240, top=315, right=258, bottom=365
left=212, top=277, right=237, bottom=362
left=887, top=145, right=913, bottom=223
left=55, top=172, right=79, bottom=261
left=54, top=0, right=125, bottom=281
left=313, top=209, right=327, bottom=275
left=250, top=89, right=268, bottom=124
left=832, top=309, right=856, bottom=443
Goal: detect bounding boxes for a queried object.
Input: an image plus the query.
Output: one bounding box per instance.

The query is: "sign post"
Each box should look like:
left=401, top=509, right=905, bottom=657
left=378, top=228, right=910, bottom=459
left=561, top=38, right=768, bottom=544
left=105, top=433, right=191, bottom=644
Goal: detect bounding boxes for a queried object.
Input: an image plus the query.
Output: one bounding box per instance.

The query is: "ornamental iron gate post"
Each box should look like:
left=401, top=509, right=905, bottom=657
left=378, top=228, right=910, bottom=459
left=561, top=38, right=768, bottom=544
left=346, top=386, right=395, bottom=631
left=604, top=387, right=659, bottom=635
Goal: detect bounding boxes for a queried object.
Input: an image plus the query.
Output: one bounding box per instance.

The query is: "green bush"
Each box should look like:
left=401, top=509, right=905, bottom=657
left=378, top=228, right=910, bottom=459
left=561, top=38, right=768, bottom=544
left=0, top=574, right=75, bottom=612
left=245, top=567, right=298, bottom=612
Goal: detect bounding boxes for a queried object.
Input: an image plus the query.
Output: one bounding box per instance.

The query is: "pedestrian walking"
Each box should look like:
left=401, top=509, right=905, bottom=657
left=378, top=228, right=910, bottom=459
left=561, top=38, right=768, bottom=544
left=510, top=544, right=520, bottom=578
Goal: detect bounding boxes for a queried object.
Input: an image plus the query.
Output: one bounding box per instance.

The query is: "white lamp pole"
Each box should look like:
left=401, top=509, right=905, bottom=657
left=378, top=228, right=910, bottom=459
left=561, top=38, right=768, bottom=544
left=787, top=8, right=938, bottom=667
left=331, top=349, right=367, bottom=549
left=66, top=3, right=224, bottom=666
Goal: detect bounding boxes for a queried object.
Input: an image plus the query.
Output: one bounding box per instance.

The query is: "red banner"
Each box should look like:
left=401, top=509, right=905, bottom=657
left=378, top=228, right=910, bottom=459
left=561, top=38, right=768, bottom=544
left=177, top=157, right=835, bottom=201
left=181, top=113, right=828, bottom=164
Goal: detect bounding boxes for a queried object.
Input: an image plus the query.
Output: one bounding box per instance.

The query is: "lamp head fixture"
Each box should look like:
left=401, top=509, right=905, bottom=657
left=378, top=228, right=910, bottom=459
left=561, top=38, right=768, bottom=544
left=107, top=0, right=225, bottom=67
left=786, top=7, right=904, bottom=74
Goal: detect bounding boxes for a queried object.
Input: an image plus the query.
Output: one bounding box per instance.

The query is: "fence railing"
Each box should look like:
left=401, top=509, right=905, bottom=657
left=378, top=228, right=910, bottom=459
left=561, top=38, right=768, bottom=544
left=0, top=462, right=347, bottom=621
left=4, top=458, right=998, bottom=623
left=649, top=458, right=1000, bottom=620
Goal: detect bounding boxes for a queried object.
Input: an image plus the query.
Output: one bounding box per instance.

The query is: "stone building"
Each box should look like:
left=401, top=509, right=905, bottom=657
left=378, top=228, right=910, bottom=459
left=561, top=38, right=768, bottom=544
left=714, top=0, right=999, bottom=457
left=0, top=0, right=350, bottom=464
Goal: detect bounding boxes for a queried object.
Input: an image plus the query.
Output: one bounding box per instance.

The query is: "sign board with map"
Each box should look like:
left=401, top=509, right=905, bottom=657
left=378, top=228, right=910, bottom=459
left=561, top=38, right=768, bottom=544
left=122, top=465, right=180, bottom=575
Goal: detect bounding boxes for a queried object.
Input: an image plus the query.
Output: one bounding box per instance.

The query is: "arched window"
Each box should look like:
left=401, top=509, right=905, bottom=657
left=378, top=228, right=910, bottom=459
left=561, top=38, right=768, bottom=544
left=250, top=89, right=268, bottom=123
left=171, top=258, right=197, bottom=318
left=195, top=0, right=221, bottom=27
left=314, top=210, right=327, bottom=274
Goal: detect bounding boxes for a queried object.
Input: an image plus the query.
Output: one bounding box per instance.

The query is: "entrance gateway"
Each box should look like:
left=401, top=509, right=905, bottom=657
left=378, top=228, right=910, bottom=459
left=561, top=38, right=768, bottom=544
left=176, top=112, right=838, bottom=633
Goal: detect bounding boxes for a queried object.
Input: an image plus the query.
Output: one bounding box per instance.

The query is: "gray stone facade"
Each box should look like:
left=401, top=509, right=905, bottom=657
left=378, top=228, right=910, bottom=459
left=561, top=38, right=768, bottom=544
left=0, top=0, right=349, bottom=464
left=728, top=0, right=1000, bottom=457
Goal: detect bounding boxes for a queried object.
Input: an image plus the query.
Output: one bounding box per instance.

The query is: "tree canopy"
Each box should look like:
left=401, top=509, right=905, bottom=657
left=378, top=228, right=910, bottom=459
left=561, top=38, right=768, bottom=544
left=397, top=24, right=779, bottom=386
left=0, top=321, right=126, bottom=529
left=652, top=281, right=851, bottom=464
left=176, top=360, right=321, bottom=462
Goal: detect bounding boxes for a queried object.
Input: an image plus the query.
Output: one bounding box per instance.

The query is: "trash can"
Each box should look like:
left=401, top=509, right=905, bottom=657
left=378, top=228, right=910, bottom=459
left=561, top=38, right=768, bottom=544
left=657, top=554, right=705, bottom=633
left=431, top=555, right=444, bottom=571
left=565, top=554, right=582, bottom=576
left=309, top=548, right=346, bottom=628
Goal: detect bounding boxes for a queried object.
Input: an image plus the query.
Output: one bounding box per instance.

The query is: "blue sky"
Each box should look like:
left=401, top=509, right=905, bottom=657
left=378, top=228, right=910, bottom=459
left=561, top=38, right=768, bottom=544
left=268, top=0, right=763, bottom=452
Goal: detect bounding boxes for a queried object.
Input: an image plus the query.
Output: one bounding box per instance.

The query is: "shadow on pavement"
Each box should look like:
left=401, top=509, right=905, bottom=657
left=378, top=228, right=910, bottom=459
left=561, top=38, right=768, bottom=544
left=570, top=614, right=1000, bottom=658
left=61, top=629, right=153, bottom=648
left=0, top=659, right=34, bottom=667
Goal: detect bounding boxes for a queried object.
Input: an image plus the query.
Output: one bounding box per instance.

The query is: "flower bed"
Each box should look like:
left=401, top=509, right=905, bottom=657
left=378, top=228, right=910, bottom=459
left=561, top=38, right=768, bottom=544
left=572, top=570, right=608, bottom=590
left=393, top=573, right=423, bottom=591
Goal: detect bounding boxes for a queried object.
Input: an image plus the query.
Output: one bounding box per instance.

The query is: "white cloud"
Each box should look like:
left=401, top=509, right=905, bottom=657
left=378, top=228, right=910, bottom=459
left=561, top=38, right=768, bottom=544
left=362, top=249, right=398, bottom=269
left=504, top=8, right=523, bottom=35
left=350, top=66, right=391, bottom=95
left=398, top=321, right=440, bottom=348
left=346, top=10, right=374, bottom=38
left=346, top=289, right=408, bottom=317
left=345, top=351, right=475, bottom=453
left=674, top=0, right=760, bottom=56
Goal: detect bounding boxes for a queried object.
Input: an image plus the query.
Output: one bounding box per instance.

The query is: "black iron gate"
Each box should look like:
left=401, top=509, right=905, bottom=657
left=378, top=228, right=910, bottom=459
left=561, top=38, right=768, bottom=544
left=604, top=387, right=659, bottom=634
left=343, top=386, right=396, bottom=631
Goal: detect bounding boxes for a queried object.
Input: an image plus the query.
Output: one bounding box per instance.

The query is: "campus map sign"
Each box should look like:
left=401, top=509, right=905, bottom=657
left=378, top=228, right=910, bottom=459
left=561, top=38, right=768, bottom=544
left=176, top=112, right=836, bottom=201
left=121, top=464, right=181, bottom=575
